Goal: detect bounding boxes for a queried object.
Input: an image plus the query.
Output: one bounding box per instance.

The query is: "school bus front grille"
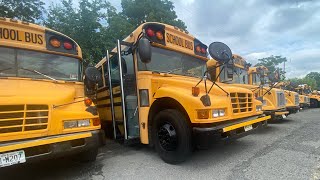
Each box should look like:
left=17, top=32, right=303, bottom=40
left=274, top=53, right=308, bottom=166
left=230, top=92, right=253, bottom=114
left=0, top=105, right=49, bottom=134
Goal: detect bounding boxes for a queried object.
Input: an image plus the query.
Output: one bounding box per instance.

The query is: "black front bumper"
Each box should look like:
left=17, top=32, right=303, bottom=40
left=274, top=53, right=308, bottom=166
left=286, top=106, right=300, bottom=114
left=0, top=130, right=104, bottom=165
left=263, top=108, right=289, bottom=120
left=192, top=115, right=268, bottom=148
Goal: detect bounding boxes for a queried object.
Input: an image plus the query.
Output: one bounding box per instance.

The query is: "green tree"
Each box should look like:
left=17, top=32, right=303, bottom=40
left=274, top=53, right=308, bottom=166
left=255, top=55, right=287, bottom=79
left=288, top=77, right=318, bottom=90
left=306, top=72, right=320, bottom=89
left=45, top=0, right=113, bottom=64
left=0, top=0, right=45, bottom=22
left=121, top=0, right=187, bottom=30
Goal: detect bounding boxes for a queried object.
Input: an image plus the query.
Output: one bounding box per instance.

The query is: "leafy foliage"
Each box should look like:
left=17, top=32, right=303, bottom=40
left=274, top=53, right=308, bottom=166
left=0, top=0, right=45, bottom=22
left=44, top=0, right=186, bottom=64
left=45, top=0, right=125, bottom=64
left=289, top=72, right=320, bottom=90
left=255, top=55, right=287, bottom=77
left=121, top=0, right=187, bottom=30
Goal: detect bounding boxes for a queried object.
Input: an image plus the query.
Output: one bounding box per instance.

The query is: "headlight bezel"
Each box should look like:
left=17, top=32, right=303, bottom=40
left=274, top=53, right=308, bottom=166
left=64, top=119, right=91, bottom=129
left=256, top=105, right=262, bottom=112
left=212, top=109, right=226, bottom=118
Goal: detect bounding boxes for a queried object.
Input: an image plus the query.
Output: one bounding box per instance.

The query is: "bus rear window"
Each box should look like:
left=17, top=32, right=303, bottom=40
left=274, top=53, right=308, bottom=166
left=0, top=47, right=81, bottom=81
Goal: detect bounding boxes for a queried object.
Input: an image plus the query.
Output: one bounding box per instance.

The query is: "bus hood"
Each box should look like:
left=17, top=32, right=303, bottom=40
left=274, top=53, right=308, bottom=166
left=0, top=78, right=83, bottom=105
left=150, top=75, right=253, bottom=95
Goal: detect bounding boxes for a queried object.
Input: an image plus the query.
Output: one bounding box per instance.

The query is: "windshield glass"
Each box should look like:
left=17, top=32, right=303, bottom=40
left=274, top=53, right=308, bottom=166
left=252, top=73, right=261, bottom=85
left=0, top=47, right=81, bottom=81
left=138, top=47, right=206, bottom=78
left=220, top=65, right=248, bottom=84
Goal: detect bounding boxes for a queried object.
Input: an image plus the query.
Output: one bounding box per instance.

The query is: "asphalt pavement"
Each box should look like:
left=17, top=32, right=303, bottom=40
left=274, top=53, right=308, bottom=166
left=1, top=108, right=320, bottom=180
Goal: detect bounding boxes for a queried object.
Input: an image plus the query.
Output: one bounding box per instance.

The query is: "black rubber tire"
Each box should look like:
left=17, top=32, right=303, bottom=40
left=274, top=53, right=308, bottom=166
left=310, top=99, right=318, bottom=108
left=78, top=147, right=99, bottom=162
left=152, top=109, right=192, bottom=164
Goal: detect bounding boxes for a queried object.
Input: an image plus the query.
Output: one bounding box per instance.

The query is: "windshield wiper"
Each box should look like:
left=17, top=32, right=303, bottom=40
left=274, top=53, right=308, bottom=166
left=19, top=68, right=57, bottom=81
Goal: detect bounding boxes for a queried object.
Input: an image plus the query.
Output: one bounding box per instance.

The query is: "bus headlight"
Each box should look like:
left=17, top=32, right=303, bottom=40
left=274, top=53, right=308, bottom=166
left=64, top=119, right=91, bottom=129
left=78, top=119, right=91, bottom=127
left=256, top=105, right=262, bottom=112
left=212, top=109, right=225, bottom=118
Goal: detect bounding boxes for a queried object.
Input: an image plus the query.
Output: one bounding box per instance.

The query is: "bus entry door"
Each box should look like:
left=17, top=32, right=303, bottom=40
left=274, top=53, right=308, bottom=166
left=106, top=40, right=140, bottom=141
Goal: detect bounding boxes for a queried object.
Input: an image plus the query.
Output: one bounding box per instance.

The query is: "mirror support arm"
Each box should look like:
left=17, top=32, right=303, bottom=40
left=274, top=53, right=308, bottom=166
left=208, top=65, right=229, bottom=96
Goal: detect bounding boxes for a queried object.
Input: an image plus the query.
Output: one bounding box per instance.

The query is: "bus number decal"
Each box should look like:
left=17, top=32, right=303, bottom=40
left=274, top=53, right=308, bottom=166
left=0, top=27, right=43, bottom=45
left=166, top=33, right=193, bottom=50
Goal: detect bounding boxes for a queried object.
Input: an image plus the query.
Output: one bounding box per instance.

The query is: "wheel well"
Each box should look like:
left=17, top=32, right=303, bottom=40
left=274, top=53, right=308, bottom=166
left=148, top=97, right=191, bottom=146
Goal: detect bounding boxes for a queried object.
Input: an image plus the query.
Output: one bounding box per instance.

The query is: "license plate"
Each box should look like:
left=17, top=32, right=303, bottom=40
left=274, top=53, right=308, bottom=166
left=244, top=125, right=253, bottom=132
left=282, top=114, right=286, bottom=118
left=0, top=150, right=26, bottom=168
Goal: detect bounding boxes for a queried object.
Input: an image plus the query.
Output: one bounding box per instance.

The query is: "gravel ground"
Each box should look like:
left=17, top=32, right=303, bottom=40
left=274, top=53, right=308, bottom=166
left=1, top=108, right=320, bottom=180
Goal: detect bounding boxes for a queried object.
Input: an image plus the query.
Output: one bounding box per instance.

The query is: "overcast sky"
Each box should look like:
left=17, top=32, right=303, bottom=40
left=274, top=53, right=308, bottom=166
left=46, top=0, right=320, bottom=78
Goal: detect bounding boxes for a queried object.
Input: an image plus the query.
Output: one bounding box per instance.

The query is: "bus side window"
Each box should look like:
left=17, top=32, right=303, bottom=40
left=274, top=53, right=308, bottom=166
left=97, top=66, right=104, bottom=88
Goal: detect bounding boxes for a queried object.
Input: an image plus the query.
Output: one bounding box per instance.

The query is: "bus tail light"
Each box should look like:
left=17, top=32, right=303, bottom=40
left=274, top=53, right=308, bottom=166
left=92, top=118, right=100, bottom=126
left=156, top=31, right=163, bottom=40
left=63, top=41, right=73, bottom=50
left=50, top=38, right=61, bottom=48
left=84, top=98, right=92, bottom=106
left=192, top=87, right=200, bottom=96
left=146, top=28, right=155, bottom=37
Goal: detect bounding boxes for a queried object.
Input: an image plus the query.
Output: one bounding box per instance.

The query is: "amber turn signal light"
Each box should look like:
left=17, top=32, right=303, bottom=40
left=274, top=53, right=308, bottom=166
left=92, top=118, right=101, bottom=126
left=197, top=110, right=209, bottom=119
left=50, top=38, right=61, bottom=48
left=84, top=98, right=92, bottom=106
left=156, top=31, right=163, bottom=40
left=192, top=87, right=200, bottom=96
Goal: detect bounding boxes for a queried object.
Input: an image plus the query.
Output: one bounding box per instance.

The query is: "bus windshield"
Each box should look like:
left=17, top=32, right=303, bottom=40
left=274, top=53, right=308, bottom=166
left=138, top=47, right=206, bottom=78
left=220, top=65, right=248, bottom=84
left=252, top=73, right=261, bottom=85
left=0, top=47, right=81, bottom=81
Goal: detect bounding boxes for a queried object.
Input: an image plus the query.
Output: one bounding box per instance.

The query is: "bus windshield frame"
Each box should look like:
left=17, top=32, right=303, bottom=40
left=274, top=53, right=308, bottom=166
left=0, top=47, right=82, bottom=82
left=220, top=65, right=248, bottom=84
left=137, top=46, right=207, bottom=78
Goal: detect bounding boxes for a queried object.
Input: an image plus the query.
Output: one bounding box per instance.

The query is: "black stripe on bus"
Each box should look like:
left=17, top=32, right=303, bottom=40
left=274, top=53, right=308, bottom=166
left=97, top=86, right=108, bottom=93
left=97, top=102, right=122, bottom=108
left=97, top=93, right=121, bottom=101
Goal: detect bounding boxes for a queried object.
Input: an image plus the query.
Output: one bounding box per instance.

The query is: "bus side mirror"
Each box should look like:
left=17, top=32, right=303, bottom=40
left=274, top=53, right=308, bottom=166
left=84, top=67, right=102, bottom=91
left=208, top=42, right=232, bottom=63
left=138, top=37, right=152, bottom=63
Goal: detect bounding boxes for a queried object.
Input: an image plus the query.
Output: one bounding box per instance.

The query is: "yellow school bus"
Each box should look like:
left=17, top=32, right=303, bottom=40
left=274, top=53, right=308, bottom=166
left=296, top=84, right=318, bottom=108
left=207, top=54, right=289, bottom=121
left=0, top=18, right=103, bottom=167
left=85, top=22, right=270, bottom=164
left=274, top=82, right=300, bottom=114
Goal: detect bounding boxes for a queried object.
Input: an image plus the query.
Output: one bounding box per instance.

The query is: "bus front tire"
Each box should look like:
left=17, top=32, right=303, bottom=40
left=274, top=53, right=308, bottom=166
left=152, top=109, right=192, bottom=164
left=310, top=99, right=318, bottom=108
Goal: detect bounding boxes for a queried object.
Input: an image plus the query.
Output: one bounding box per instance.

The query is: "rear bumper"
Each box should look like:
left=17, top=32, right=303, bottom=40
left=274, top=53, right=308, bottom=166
left=193, top=115, right=270, bottom=146
left=0, top=130, right=104, bottom=164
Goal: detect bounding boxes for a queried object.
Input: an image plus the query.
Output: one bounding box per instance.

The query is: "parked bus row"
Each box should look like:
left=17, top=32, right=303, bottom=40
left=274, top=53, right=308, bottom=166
left=0, top=19, right=317, bottom=167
